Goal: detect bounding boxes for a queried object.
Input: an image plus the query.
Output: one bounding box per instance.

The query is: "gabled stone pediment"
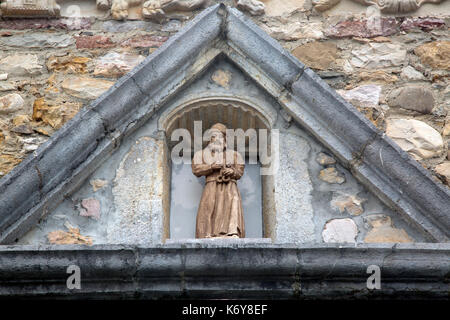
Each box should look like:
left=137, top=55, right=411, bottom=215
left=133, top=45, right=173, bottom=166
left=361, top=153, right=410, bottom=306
left=0, top=4, right=449, bottom=245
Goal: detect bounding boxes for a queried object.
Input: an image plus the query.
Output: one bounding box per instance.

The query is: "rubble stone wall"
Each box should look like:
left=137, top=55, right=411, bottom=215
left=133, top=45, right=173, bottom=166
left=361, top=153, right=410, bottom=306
left=0, top=0, right=449, bottom=188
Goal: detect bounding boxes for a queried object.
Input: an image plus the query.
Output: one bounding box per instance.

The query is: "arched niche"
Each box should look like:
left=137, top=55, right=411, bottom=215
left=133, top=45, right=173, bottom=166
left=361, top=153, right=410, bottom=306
left=158, top=97, right=276, bottom=241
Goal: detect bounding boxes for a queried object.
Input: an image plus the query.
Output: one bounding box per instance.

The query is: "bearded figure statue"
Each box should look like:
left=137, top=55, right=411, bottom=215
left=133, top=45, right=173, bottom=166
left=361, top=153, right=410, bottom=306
left=191, top=123, right=245, bottom=239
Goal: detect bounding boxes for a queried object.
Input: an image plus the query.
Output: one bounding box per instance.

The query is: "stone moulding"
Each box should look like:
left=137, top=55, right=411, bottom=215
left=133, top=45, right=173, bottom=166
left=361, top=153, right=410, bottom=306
left=0, top=4, right=449, bottom=248
left=0, top=243, right=448, bottom=299
left=312, top=0, right=447, bottom=14
left=0, top=0, right=61, bottom=18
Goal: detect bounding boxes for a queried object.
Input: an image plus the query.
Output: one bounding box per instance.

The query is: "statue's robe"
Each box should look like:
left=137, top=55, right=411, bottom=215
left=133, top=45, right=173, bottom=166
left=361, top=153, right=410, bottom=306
left=192, top=148, right=245, bottom=238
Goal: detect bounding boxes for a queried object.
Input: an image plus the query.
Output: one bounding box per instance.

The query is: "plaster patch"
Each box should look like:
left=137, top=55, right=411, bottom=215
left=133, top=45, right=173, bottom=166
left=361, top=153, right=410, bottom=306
left=274, top=132, right=315, bottom=243
left=322, top=218, right=358, bottom=243
left=107, top=136, right=166, bottom=244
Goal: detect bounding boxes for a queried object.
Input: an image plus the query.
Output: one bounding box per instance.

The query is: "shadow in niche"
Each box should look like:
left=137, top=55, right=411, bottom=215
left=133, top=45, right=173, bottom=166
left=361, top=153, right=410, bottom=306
left=169, top=161, right=263, bottom=239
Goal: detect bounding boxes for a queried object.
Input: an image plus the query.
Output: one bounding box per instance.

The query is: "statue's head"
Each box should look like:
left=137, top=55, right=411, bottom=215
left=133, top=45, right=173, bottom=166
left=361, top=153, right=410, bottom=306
left=209, top=123, right=227, bottom=151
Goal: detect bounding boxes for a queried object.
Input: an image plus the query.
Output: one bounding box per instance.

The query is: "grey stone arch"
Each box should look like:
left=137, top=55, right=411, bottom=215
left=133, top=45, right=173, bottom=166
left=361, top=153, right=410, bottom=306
left=158, top=97, right=277, bottom=240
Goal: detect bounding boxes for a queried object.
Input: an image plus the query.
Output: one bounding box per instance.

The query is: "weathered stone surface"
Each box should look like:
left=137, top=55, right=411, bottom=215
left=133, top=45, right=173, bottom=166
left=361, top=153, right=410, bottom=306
left=351, top=43, right=407, bottom=68
left=390, top=87, right=435, bottom=114
left=292, top=42, right=337, bottom=70
left=0, top=54, right=43, bottom=76
left=62, top=77, right=114, bottom=100
left=47, top=223, right=92, bottom=245
left=435, top=162, right=450, bottom=185
left=142, top=0, right=208, bottom=22
left=338, top=84, right=381, bottom=108
left=316, top=71, right=346, bottom=86
left=11, top=115, right=33, bottom=135
left=0, top=154, right=21, bottom=177
left=142, top=0, right=168, bottom=23
left=0, top=93, right=25, bottom=114
left=12, top=125, right=33, bottom=135
left=400, top=17, right=446, bottom=32
left=0, top=0, right=60, bottom=18
left=46, top=55, right=91, bottom=74
left=0, top=74, right=7, bottom=81
left=262, top=0, right=305, bottom=16
left=443, top=118, right=450, bottom=136
left=0, top=82, right=15, bottom=92
left=111, top=0, right=145, bottom=20
left=161, top=20, right=182, bottom=32
left=315, top=152, right=336, bottom=166
left=0, top=33, right=74, bottom=48
left=79, top=198, right=101, bottom=220
left=90, top=179, right=108, bottom=192
left=400, top=66, right=426, bottom=81
left=386, top=119, right=444, bottom=160
left=0, top=18, right=93, bottom=31
left=326, top=18, right=398, bottom=39
left=120, top=35, right=168, bottom=48
left=358, top=106, right=386, bottom=129
left=364, top=215, right=413, bottom=243
left=414, top=41, right=450, bottom=70
left=32, top=98, right=82, bottom=129
left=319, top=167, right=346, bottom=184
left=275, top=132, right=315, bottom=244
left=357, top=70, right=398, bottom=83
left=211, top=69, right=232, bottom=88
left=108, top=136, right=167, bottom=245
left=75, top=35, right=115, bottom=49
left=267, top=22, right=324, bottom=40
left=352, top=36, right=391, bottom=44
left=102, top=20, right=156, bottom=33
left=12, top=115, right=29, bottom=127
left=94, top=52, right=145, bottom=78
left=322, top=218, right=358, bottom=243
left=331, top=192, right=366, bottom=216
left=236, top=0, right=265, bottom=16
left=20, top=136, right=47, bottom=152
left=312, top=0, right=340, bottom=12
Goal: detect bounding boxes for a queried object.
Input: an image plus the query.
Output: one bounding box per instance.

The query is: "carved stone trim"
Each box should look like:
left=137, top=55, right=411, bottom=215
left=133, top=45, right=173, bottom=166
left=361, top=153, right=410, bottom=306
left=0, top=0, right=61, bottom=17
left=313, top=0, right=446, bottom=13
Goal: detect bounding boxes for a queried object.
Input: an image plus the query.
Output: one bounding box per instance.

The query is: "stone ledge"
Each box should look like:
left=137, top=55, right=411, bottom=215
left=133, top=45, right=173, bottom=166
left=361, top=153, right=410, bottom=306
left=0, top=243, right=448, bottom=299
left=165, top=238, right=273, bottom=246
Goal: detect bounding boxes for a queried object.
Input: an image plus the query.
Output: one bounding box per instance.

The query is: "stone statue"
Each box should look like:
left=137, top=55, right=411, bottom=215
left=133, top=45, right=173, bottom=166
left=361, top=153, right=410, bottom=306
left=312, top=0, right=446, bottom=13
left=105, top=0, right=207, bottom=21
left=191, top=123, right=245, bottom=239
left=110, top=0, right=142, bottom=20
left=142, top=0, right=208, bottom=22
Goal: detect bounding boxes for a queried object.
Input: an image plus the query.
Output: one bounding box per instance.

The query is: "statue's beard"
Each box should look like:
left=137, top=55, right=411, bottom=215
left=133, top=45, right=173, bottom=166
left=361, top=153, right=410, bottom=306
left=209, top=140, right=225, bottom=152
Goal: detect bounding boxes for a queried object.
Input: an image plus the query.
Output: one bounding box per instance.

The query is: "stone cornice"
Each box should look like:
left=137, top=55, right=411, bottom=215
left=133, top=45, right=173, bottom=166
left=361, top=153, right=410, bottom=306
left=0, top=243, right=448, bottom=299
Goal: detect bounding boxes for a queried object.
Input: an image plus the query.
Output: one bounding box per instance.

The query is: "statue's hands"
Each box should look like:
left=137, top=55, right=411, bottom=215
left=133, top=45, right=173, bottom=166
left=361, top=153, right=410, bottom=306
left=211, top=163, right=223, bottom=170
left=222, top=168, right=234, bottom=177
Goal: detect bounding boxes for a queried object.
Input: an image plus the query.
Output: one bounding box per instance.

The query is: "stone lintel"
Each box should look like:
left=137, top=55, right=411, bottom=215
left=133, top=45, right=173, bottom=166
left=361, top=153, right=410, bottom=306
left=0, top=243, right=448, bottom=299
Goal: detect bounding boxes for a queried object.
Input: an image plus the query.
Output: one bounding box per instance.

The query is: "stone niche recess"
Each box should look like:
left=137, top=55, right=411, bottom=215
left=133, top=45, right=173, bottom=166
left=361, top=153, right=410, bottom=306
left=18, top=57, right=427, bottom=246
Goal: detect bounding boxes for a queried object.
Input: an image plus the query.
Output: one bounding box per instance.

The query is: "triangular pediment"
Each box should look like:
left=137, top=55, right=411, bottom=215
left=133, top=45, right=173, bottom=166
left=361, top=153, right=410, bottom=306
left=0, top=4, right=449, bottom=244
